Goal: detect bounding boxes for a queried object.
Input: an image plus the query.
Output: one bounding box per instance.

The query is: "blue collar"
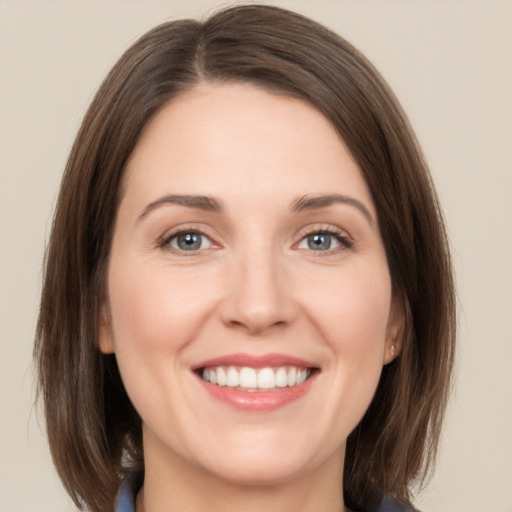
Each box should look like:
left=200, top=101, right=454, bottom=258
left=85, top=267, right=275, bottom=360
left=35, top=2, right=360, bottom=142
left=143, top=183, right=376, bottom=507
left=115, top=478, right=137, bottom=512
left=114, top=474, right=416, bottom=512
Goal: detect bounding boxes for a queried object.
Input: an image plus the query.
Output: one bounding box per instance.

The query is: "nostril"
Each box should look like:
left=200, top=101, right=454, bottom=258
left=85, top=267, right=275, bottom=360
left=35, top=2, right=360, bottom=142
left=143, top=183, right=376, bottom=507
left=225, top=317, right=288, bottom=335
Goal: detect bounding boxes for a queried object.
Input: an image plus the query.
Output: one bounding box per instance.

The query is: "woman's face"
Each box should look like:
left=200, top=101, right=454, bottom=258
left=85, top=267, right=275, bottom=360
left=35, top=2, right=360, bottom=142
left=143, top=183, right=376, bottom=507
left=100, top=82, right=402, bottom=485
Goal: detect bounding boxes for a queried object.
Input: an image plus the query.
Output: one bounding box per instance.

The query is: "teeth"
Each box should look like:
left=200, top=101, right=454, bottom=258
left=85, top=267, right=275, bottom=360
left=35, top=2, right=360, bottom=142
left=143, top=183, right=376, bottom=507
left=257, top=368, right=275, bottom=389
left=239, top=367, right=257, bottom=388
left=297, top=368, right=308, bottom=384
left=288, top=367, right=297, bottom=386
left=226, top=367, right=239, bottom=387
left=275, top=367, right=288, bottom=388
left=217, top=367, right=227, bottom=386
left=201, top=365, right=312, bottom=390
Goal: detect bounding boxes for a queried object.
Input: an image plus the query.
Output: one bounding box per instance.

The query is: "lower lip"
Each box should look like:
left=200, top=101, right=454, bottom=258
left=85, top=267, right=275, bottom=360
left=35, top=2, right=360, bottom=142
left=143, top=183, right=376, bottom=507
left=197, top=374, right=316, bottom=411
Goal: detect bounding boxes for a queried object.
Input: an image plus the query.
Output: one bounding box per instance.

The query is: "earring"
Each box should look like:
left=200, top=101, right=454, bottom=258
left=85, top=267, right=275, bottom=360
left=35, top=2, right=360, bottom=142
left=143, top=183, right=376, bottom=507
left=390, top=344, right=396, bottom=358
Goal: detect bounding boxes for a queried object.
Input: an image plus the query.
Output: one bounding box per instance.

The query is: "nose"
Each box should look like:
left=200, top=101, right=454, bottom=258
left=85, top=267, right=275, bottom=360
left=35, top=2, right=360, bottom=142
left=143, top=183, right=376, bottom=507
left=218, top=247, right=297, bottom=335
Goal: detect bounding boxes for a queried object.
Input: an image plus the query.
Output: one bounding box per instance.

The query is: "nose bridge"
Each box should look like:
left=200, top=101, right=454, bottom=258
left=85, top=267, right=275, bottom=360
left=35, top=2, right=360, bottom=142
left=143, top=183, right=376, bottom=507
left=220, top=238, right=295, bottom=334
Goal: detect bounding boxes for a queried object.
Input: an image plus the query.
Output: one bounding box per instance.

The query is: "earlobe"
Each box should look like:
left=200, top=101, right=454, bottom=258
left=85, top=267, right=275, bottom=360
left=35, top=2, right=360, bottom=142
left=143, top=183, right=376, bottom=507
left=383, top=335, right=401, bottom=365
left=383, top=294, right=407, bottom=365
left=98, top=305, right=115, bottom=354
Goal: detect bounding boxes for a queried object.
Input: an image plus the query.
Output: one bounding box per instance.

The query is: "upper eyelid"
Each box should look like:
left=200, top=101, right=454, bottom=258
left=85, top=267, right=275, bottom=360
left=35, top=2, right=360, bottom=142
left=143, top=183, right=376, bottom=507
left=297, top=224, right=352, bottom=240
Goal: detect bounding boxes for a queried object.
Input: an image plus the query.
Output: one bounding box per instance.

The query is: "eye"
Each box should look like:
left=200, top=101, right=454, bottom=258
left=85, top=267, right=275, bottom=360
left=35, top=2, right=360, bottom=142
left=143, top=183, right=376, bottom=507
left=297, top=230, right=350, bottom=251
left=165, top=231, right=213, bottom=252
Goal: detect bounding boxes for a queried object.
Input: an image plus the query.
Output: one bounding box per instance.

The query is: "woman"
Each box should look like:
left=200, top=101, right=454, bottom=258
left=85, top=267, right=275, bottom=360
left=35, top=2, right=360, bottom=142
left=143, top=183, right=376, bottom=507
left=34, top=5, right=455, bottom=512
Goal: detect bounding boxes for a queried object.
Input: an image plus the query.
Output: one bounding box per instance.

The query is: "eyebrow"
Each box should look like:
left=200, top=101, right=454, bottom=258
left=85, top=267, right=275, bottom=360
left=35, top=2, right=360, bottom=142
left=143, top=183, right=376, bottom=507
left=290, top=194, right=374, bottom=225
left=138, top=192, right=374, bottom=226
left=138, top=194, right=223, bottom=220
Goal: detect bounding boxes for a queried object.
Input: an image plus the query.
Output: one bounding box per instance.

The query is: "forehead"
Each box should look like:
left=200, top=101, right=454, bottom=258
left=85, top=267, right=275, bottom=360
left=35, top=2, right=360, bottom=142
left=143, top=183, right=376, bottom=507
left=122, top=82, right=375, bottom=216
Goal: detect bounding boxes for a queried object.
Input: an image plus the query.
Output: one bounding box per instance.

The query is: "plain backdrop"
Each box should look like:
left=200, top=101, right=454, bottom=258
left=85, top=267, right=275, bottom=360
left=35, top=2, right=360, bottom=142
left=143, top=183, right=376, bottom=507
left=1, top=1, right=511, bottom=511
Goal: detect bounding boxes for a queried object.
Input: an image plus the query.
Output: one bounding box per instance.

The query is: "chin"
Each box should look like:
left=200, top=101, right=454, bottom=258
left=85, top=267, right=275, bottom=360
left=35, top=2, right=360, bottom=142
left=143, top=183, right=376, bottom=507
left=203, top=455, right=313, bottom=487
left=192, top=431, right=336, bottom=487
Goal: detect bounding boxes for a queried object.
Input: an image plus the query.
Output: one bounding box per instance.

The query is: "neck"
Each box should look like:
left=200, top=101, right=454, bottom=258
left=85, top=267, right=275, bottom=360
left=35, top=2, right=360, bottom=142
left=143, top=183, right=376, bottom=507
left=139, top=440, right=347, bottom=512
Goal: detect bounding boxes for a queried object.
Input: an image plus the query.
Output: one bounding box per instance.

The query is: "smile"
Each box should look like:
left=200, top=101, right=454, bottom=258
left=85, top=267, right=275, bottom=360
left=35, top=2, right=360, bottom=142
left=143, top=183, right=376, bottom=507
left=201, top=365, right=312, bottom=391
left=193, top=353, right=319, bottom=411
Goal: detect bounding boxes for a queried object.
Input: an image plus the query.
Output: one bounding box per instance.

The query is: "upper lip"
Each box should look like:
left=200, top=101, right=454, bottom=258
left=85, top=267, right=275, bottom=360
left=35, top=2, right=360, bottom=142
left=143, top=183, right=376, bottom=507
left=191, top=352, right=319, bottom=370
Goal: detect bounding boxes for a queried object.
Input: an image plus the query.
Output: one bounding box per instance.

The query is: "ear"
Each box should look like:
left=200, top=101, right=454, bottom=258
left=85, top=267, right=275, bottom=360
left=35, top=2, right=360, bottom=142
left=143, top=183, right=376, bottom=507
left=98, top=304, right=115, bottom=354
left=383, top=293, right=407, bottom=365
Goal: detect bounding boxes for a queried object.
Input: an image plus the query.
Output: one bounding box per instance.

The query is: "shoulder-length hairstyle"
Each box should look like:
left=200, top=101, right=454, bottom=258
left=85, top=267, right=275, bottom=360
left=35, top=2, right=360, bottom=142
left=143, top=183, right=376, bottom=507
left=35, top=5, right=455, bottom=512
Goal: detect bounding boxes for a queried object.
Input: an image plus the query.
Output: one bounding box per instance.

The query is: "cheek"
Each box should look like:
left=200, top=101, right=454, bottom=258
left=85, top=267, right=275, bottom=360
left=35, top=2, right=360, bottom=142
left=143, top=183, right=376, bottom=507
left=108, top=262, right=213, bottom=355
left=106, top=262, right=215, bottom=421
left=302, top=261, right=393, bottom=405
left=308, top=264, right=392, bottom=347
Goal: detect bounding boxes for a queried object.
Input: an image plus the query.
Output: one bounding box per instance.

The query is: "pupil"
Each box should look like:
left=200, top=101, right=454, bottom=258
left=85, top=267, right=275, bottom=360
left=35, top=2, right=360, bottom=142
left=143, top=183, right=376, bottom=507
left=308, top=234, right=331, bottom=250
left=178, top=233, right=201, bottom=250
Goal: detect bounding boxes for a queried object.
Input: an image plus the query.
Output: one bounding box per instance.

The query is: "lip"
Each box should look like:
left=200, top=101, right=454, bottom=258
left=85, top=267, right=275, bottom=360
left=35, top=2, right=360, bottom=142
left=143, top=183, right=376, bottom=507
left=191, top=352, right=318, bottom=370
left=192, top=352, right=319, bottom=412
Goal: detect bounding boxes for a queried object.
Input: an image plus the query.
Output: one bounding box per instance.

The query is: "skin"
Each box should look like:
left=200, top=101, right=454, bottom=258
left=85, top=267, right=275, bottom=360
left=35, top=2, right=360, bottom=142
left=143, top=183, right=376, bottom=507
left=100, top=82, right=403, bottom=512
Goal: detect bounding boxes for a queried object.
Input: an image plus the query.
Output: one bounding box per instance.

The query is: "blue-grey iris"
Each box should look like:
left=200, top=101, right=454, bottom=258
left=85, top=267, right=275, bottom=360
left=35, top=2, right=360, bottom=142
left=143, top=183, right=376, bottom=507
left=308, top=234, right=332, bottom=250
left=177, top=233, right=202, bottom=250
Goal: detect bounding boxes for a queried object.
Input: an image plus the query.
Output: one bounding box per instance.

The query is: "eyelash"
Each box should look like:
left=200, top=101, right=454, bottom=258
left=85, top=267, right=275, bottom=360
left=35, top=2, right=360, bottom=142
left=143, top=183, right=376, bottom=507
left=297, top=227, right=353, bottom=252
left=158, top=226, right=353, bottom=255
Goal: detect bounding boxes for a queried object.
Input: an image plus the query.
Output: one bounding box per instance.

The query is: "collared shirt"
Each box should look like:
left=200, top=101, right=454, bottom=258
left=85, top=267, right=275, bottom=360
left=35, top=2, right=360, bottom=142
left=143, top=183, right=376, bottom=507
left=114, top=476, right=418, bottom=512
left=115, top=476, right=137, bottom=512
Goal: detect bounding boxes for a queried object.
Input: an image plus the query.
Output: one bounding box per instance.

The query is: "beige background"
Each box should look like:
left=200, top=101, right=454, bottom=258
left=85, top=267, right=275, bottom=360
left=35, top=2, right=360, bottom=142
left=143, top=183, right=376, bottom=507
left=1, top=1, right=511, bottom=511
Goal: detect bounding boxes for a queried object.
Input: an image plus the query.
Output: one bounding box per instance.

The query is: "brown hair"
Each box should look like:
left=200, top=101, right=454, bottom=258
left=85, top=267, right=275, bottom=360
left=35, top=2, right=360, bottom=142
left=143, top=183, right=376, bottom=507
left=35, top=5, right=455, bottom=512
